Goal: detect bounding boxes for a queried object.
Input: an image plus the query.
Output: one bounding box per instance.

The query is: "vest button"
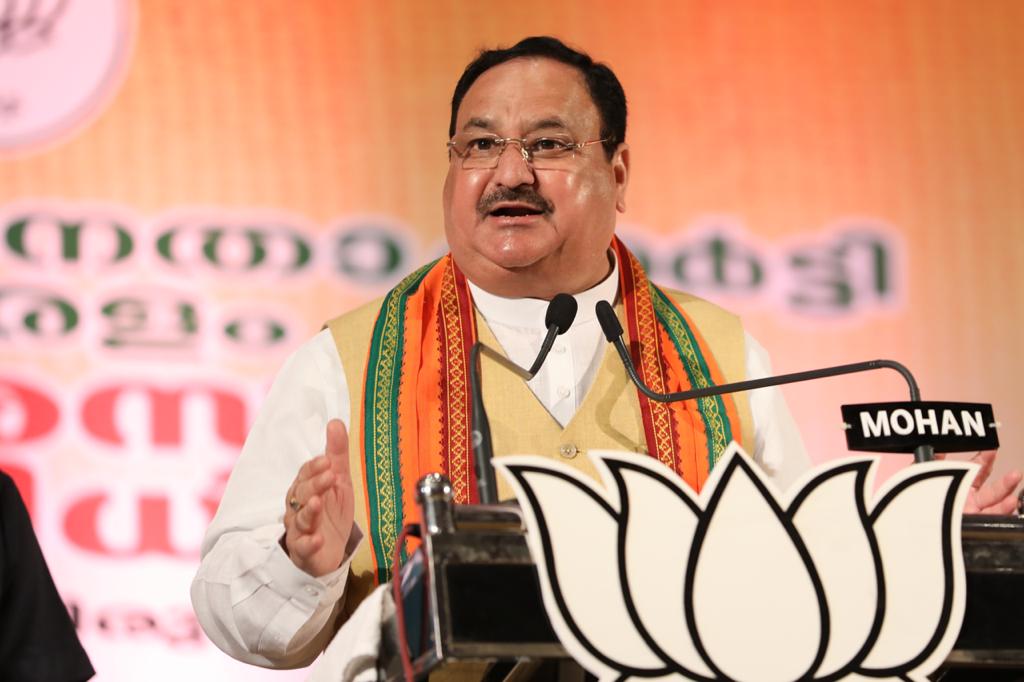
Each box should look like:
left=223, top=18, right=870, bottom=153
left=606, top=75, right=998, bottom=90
left=559, top=443, right=579, bottom=459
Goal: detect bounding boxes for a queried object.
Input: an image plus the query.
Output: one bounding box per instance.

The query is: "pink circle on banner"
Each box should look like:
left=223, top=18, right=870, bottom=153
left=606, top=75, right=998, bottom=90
left=0, top=0, right=135, bottom=157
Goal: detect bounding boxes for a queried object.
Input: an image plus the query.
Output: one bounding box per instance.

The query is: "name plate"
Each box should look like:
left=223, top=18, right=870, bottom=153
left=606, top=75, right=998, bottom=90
left=842, top=401, right=999, bottom=453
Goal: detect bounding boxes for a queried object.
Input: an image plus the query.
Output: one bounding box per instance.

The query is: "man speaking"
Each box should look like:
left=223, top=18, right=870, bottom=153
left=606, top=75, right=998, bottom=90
left=190, top=36, right=1018, bottom=672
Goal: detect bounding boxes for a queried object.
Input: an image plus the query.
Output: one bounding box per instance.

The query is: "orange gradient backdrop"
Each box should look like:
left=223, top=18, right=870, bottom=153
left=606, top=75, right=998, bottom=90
left=2, top=1, right=1023, bottom=679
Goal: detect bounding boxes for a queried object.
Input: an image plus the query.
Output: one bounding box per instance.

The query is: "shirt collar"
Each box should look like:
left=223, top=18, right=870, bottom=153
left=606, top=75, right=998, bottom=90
left=467, top=252, right=620, bottom=329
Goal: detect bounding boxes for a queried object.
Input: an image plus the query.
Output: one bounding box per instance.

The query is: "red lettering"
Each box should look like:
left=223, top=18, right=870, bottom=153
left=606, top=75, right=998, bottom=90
left=0, top=378, right=59, bottom=444
left=138, top=495, right=181, bottom=555
left=80, top=383, right=247, bottom=448
left=63, top=492, right=199, bottom=558
left=211, top=388, right=247, bottom=446
left=0, top=461, right=35, bottom=517
left=199, top=469, right=230, bottom=519
left=64, top=493, right=116, bottom=555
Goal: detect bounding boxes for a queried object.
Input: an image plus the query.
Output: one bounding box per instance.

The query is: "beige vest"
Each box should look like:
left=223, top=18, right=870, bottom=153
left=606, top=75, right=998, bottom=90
left=327, top=288, right=753, bottom=623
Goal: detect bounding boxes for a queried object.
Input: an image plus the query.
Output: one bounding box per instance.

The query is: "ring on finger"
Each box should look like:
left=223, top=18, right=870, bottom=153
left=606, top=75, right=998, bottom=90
left=289, top=497, right=302, bottom=512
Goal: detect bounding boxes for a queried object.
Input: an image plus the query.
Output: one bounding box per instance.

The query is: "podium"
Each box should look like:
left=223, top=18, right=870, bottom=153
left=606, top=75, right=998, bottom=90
left=946, top=516, right=1024, bottom=673
left=380, top=475, right=564, bottom=680
left=380, top=474, right=1024, bottom=680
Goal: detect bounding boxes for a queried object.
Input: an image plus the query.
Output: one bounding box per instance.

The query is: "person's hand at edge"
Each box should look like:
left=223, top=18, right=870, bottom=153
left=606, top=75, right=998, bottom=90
left=953, top=450, right=1022, bottom=515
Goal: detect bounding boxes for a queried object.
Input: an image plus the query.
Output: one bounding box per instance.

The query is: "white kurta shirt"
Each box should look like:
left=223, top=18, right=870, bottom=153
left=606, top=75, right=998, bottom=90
left=191, top=264, right=809, bottom=668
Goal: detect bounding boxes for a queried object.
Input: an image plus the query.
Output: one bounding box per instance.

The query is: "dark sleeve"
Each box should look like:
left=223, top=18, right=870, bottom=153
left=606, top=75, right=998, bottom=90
left=0, top=472, right=95, bottom=682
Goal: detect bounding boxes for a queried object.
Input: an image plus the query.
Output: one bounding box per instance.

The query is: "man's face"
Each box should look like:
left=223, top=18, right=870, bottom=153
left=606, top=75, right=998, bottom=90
left=443, top=57, right=629, bottom=299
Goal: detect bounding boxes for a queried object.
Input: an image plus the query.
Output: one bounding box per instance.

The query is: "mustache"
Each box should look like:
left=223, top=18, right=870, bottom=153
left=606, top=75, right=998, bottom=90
left=477, top=187, right=553, bottom=217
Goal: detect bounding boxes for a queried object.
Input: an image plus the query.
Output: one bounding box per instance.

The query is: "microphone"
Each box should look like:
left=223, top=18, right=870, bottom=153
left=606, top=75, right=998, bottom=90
left=594, top=300, right=937, bottom=463
left=527, top=293, right=578, bottom=376
left=472, top=294, right=579, bottom=504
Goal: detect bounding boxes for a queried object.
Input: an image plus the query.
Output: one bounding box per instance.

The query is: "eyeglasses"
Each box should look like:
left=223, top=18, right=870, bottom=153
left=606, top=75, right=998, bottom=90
left=447, top=132, right=610, bottom=170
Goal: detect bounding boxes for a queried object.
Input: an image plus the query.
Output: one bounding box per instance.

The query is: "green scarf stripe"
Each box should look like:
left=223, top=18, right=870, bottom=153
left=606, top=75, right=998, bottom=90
left=363, top=260, right=437, bottom=583
left=650, top=285, right=734, bottom=467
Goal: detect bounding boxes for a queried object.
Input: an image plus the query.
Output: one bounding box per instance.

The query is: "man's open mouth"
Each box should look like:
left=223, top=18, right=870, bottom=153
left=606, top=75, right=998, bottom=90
left=488, top=204, right=545, bottom=217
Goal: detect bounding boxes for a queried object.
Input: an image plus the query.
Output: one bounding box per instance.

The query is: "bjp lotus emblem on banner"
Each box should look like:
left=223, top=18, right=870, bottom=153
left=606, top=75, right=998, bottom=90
left=496, top=446, right=974, bottom=682
left=0, top=0, right=135, bottom=155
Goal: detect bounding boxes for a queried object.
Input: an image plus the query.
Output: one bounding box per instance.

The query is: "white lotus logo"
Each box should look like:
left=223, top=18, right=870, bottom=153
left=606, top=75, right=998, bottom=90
left=496, top=445, right=974, bottom=682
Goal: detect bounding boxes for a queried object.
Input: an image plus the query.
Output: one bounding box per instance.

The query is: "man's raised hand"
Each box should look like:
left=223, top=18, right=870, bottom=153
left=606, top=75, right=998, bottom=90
left=282, top=419, right=355, bottom=577
left=963, top=450, right=1022, bottom=515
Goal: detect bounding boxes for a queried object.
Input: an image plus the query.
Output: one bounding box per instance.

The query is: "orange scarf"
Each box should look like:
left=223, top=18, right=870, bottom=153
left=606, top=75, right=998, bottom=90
left=359, top=238, right=741, bottom=582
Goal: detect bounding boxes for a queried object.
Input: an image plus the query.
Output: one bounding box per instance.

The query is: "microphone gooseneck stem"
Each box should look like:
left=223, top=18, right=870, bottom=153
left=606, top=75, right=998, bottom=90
left=597, top=299, right=932, bottom=462
left=472, top=294, right=579, bottom=504
left=470, top=325, right=559, bottom=504
left=913, top=444, right=935, bottom=465
left=470, top=343, right=498, bottom=505
left=610, top=335, right=921, bottom=403
left=526, top=324, right=560, bottom=377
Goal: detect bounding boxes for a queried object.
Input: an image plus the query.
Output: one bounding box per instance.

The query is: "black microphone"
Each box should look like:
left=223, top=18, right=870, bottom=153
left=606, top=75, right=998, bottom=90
left=595, top=300, right=936, bottom=463
left=472, top=294, right=579, bottom=504
left=527, top=293, right=578, bottom=376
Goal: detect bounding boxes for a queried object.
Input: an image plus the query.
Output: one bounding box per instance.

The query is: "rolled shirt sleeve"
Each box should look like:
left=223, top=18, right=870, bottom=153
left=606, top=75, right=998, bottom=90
left=191, top=330, right=360, bottom=668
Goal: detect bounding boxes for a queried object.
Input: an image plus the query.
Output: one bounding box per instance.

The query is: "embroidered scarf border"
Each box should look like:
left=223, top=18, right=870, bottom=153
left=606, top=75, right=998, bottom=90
left=614, top=238, right=739, bottom=486
left=360, top=259, right=437, bottom=582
